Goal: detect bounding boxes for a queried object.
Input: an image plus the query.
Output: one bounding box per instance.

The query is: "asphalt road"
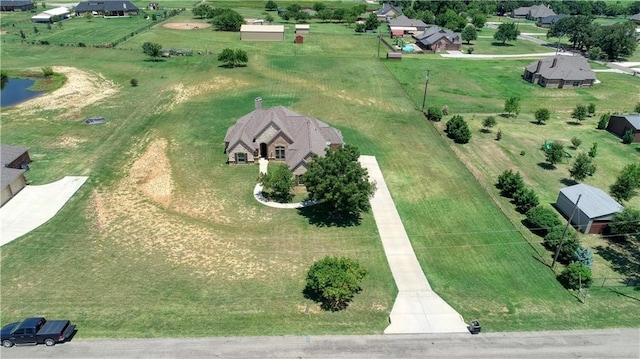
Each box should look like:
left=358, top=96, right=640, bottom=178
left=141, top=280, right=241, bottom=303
left=2, top=329, right=639, bottom=359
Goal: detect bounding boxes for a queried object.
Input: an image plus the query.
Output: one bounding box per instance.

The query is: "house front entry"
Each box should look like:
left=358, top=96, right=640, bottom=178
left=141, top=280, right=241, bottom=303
left=260, top=143, right=267, bottom=158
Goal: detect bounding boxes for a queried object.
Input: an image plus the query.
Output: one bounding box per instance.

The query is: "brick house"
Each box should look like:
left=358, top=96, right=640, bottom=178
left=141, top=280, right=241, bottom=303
left=606, top=115, right=640, bottom=142
left=524, top=55, right=595, bottom=88
left=413, top=26, right=461, bottom=52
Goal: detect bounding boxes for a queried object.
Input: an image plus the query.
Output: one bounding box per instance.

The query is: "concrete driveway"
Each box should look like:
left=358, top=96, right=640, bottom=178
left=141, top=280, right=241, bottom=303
left=0, top=176, right=88, bottom=246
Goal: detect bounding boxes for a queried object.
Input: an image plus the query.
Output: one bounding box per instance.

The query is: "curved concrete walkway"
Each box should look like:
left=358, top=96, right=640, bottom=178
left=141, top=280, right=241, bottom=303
left=358, top=156, right=468, bottom=334
left=0, top=176, right=88, bottom=246
left=253, top=158, right=317, bottom=209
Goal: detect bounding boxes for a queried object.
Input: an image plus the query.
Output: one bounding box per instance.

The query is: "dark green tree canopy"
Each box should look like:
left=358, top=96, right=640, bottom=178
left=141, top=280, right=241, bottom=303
left=259, top=163, right=295, bottom=203
left=304, top=256, right=367, bottom=311
left=461, top=25, right=477, bottom=44
left=610, top=208, right=640, bottom=239
left=211, top=8, right=244, bottom=31
left=302, top=144, right=375, bottom=219
left=494, top=22, right=520, bottom=44
left=218, top=48, right=248, bottom=68
left=610, top=163, right=640, bottom=202
left=535, top=108, right=550, bottom=125
left=545, top=142, right=565, bottom=167
left=569, top=153, right=596, bottom=182
left=571, top=104, right=588, bottom=122
left=142, top=42, right=162, bottom=60
left=445, top=115, right=472, bottom=144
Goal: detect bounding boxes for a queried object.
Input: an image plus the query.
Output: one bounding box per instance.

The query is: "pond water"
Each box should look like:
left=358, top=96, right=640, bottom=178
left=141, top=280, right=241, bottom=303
left=1, top=78, right=44, bottom=107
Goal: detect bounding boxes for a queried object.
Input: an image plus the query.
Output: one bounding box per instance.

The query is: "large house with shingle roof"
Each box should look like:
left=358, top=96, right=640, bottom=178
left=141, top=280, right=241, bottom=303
left=607, top=114, right=640, bottom=142
left=413, top=26, right=461, bottom=52
left=0, top=0, right=34, bottom=11
left=224, top=98, right=344, bottom=183
left=1, top=144, right=30, bottom=207
left=75, top=0, right=138, bottom=17
left=556, top=184, right=623, bottom=234
left=512, top=4, right=555, bottom=21
left=524, top=55, right=595, bottom=88
left=389, top=15, right=428, bottom=36
left=376, top=2, right=403, bottom=22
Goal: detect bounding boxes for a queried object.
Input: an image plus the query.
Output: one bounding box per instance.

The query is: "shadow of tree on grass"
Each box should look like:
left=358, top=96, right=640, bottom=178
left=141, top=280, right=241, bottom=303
left=297, top=202, right=362, bottom=227
left=594, top=234, right=640, bottom=286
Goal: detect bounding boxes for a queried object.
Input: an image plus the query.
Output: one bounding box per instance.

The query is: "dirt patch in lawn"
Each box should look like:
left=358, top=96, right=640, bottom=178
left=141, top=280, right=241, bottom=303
left=162, top=77, right=250, bottom=112
left=10, top=66, right=119, bottom=118
left=163, top=22, right=211, bottom=30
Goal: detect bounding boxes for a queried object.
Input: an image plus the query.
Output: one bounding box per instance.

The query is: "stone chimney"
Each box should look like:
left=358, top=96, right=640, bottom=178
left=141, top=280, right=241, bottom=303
left=535, top=60, right=542, bottom=73
left=255, top=97, right=262, bottom=110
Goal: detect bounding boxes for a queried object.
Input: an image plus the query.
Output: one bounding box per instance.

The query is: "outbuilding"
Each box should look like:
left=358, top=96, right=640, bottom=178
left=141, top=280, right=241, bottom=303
left=240, top=24, right=285, bottom=41
left=32, top=7, right=71, bottom=23
left=606, top=114, right=640, bottom=143
left=1, top=144, right=31, bottom=207
left=295, top=24, right=309, bottom=34
left=387, top=52, right=402, bottom=60
left=556, top=184, right=623, bottom=234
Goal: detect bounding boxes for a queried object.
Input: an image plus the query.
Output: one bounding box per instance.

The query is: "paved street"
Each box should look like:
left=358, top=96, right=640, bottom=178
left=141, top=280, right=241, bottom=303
left=1, top=329, right=638, bottom=359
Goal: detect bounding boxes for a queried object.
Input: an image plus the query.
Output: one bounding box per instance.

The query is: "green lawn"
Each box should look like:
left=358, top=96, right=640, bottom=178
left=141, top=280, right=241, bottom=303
left=1, top=9, right=639, bottom=338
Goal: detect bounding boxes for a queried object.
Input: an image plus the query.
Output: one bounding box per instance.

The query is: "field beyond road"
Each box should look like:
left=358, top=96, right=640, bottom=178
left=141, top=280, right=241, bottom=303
left=1, top=3, right=639, bottom=338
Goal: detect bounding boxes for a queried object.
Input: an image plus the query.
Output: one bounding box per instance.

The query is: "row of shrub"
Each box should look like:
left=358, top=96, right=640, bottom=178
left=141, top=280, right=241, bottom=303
left=496, top=170, right=593, bottom=290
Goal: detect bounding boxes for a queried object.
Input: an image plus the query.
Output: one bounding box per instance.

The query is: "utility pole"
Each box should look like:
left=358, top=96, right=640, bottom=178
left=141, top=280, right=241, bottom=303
left=552, top=194, right=581, bottom=269
left=421, top=69, right=430, bottom=113
left=377, top=28, right=381, bottom=59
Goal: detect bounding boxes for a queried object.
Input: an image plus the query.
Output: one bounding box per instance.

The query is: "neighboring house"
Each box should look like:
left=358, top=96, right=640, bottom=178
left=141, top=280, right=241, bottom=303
left=224, top=98, right=344, bottom=183
left=556, top=184, right=623, bottom=234
left=523, top=55, right=595, bottom=88
left=512, top=4, right=555, bottom=21
left=537, top=14, right=569, bottom=27
left=606, top=114, right=640, bottom=143
left=376, top=2, right=403, bottom=22
left=388, top=15, right=428, bottom=36
left=0, top=0, right=34, bottom=11
left=240, top=25, right=285, bottom=41
left=1, top=144, right=31, bottom=207
left=295, top=24, right=309, bottom=34
left=75, top=0, right=139, bottom=17
left=413, top=26, right=461, bottom=52
left=32, top=7, right=71, bottom=23
left=631, top=13, right=640, bottom=24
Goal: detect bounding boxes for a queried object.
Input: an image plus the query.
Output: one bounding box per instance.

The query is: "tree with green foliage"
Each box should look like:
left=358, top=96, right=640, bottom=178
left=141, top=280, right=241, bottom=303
left=587, top=103, right=596, bottom=117
left=494, top=22, right=519, bottom=44
left=610, top=163, right=640, bottom=202
left=588, top=142, right=598, bottom=158
left=482, top=116, right=497, bottom=131
left=534, top=108, right=550, bottom=125
left=622, top=130, right=635, bottom=144
left=142, top=42, right=163, bottom=60
left=596, top=113, right=609, bottom=129
left=426, top=106, right=443, bottom=122
left=436, top=9, right=466, bottom=32
left=588, top=46, right=603, bottom=61
left=496, top=129, right=502, bottom=141
left=445, top=115, right=471, bottom=144
left=635, top=102, right=640, bottom=114
left=304, top=256, right=367, bottom=311
left=569, top=153, right=596, bottom=182
left=41, top=66, right=54, bottom=77
left=471, top=13, right=486, bottom=29
left=217, top=48, right=248, bottom=68
left=597, top=20, right=638, bottom=60
left=496, top=169, right=524, bottom=198
left=573, top=247, right=594, bottom=269
left=265, top=13, right=274, bottom=24
left=571, top=104, right=588, bottom=122
left=302, top=144, right=375, bottom=218
left=513, top=187, right=539, bottom=214
left=504, top=97, right=520, bottom=117
left=558, top=263, right=592, bottom=290
left=130, top=78, right=138, bottom=87
left=545, top=142, right=565, bottom=167
left=84, top=11, right=93, bottom=21
left=525, top=205, right=562, bottom=234
left=265, top=0, right=277, bottom=11
left=192, top=3, right=210, bottom=18
left=33, top=26, right=39, bottom=35
left=210, top=8, right=244, bottom=31
left=610, top=208, right=640, bottom=239
left=364, top=13, right=380, bottom=31
left=544, top=226, right=580, bottom=263
left=0, top=69, right=8, bottom=90
left=312, top=2, right=325, bottom=12
left=570, top=136, right=582, bottom=149
left=317, top=9, right=332, bottom=22
left=461, top=25, right=477, bottom=44
left=259, top=163, right=295, bottom=203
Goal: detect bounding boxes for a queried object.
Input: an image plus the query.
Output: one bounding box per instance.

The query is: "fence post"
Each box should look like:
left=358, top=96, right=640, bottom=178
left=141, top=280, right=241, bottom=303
left=601, top=278, right=606, bottom=288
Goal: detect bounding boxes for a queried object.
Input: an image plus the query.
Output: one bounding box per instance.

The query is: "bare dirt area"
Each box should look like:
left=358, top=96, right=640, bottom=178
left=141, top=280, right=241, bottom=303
left=161, top=76, right=250, bottom=112
left=9, top=66, right=119, bottom=118
left=163, top=22, right=211, bottom=30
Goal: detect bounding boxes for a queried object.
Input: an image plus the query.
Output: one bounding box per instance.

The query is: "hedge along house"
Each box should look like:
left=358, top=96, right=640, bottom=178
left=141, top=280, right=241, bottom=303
left=606, top=115, right=640, bottom=143
left=524, top=55, right=595, bottom=88
left=224, top=98, right=344, bottom=184
left=240, top=25, right=285, bottom=41
left=75, top=0, right=139, bottom=17
left=1, top=144, right=31, bottom=207
left=556, top=184, right=623, bottom=234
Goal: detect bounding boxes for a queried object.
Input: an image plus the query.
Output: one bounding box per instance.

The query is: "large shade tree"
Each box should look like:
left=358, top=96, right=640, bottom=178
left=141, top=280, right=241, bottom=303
left=302, top=144, right=375, bottom=218
left=494, top=22, right=520, bottom=44
left=304, top=256, right=367, bottom=311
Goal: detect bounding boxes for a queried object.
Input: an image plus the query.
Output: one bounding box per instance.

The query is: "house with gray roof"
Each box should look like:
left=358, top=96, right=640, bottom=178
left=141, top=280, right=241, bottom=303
left=0, top=0, right=34, bottom=11
left=512, top=4, right=555, bottom=21
left=413, top=26, right=461, bottom=52
left=376, top=2, right=403, bottom=22
left=606, top=114, right=640, bottom=143
left=556, top=184, right=623, bottom=234
left=1, top=144, right=30, bottom=207
left=537, top=14, right=569, bottom=27
left=224, top=98, right=344, bottom=183
left=631, top=13, right=640, bottom=24
left=75, top=0, right=139, bottom=17
left=389, top=15, right=428, bottom=36
left=524, top=55, right=595, bottom=88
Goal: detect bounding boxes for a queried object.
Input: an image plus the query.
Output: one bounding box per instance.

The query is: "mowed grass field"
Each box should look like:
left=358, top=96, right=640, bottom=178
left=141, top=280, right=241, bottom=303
left=1, top=5, right=640, bottom=337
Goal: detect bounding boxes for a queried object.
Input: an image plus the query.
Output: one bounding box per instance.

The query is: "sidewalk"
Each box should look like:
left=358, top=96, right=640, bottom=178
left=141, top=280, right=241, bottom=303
left=359, top=156, right=468, bottom=334
left=0, top=176, right=88, bottom=246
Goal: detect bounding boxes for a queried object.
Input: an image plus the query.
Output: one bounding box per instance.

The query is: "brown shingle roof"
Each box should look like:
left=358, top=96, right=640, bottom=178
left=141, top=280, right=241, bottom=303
left=1, top=144, right=28, bottom=167
left=526, top=55, right=595, bottom=81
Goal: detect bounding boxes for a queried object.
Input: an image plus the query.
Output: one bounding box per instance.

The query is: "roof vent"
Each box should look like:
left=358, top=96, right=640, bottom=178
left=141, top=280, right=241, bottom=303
left=255, top=97, right=262, bottom=110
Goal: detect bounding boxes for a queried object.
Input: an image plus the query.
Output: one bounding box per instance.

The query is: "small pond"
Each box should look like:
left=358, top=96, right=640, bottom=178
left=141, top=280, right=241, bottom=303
left=1, top=78, right=45, bottom=108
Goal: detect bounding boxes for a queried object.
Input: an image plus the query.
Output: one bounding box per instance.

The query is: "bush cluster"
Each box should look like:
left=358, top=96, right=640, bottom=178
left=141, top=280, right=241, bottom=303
left=445, top=115, right=471, bottom=144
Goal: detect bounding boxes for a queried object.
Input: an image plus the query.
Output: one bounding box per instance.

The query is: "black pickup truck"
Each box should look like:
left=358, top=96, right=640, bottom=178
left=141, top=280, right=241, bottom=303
left=1, top=317, right=76, bottom=347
